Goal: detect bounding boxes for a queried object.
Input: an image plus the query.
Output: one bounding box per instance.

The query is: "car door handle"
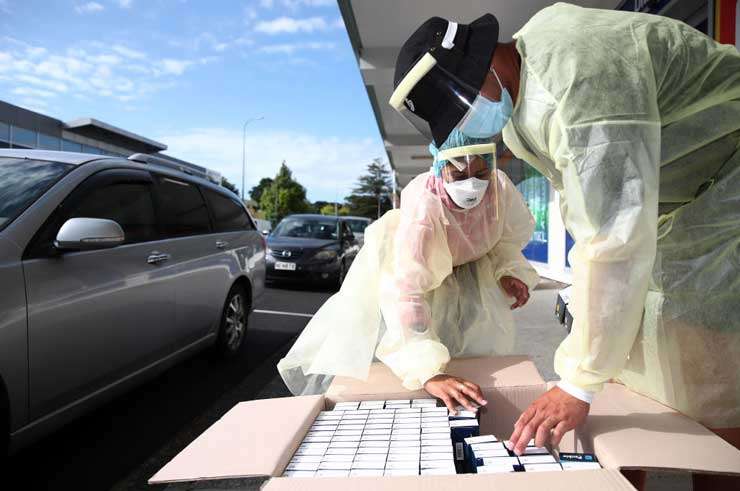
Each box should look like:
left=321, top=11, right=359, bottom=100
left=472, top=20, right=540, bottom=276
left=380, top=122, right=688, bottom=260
left=147, top=252, right=171, bottom=265
left=216, top=240, right=229, bottom=249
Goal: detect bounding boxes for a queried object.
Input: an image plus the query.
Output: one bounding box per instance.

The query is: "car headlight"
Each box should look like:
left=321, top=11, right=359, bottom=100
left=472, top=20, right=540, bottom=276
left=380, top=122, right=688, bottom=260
left=314, top=249, right=337, bottom=261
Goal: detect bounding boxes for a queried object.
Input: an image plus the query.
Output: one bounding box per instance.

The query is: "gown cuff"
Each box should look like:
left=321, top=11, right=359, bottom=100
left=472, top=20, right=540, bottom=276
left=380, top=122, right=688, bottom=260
left=557, top=381, right=594, bottom=404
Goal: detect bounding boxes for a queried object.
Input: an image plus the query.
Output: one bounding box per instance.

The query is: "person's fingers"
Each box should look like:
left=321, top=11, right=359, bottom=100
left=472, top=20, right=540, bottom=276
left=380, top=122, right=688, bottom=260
left=462, top=381, right=487, bottom=405
left=447, top=385, right=476, bottom=412
left=551, top=420, right=570, bottom=447
left=514, top=410, right=546, bottom=455
left=509, top=407, right=535, bottom=449
left=535, top=416, right=558, bottom=448
left=457, top=384, right=486, bottom=409
left=439, top=393, right=457, bottom=415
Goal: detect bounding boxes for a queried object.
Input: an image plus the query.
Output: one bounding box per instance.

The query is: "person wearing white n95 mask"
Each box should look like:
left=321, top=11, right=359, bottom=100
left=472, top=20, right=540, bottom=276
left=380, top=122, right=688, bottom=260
left=277, top=133, right=539, bottom=415
left=444, top=177, right=488, bottom=209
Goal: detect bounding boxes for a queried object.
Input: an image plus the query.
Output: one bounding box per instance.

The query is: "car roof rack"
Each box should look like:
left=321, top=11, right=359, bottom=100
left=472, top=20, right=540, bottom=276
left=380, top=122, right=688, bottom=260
left=128, top=153, right=222, bottom=185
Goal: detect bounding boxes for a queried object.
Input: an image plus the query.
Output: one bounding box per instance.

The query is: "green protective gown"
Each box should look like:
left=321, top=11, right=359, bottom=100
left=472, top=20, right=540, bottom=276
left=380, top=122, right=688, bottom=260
left=502, top=3, right=740, bottom=427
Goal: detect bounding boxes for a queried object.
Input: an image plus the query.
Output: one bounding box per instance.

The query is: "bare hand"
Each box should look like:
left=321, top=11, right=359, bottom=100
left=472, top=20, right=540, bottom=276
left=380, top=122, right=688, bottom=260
left=507, top=386, right=589, bottom=455
left=500, top=276, right=530, bottom=309
left=423, top=374, right=487, bottom=414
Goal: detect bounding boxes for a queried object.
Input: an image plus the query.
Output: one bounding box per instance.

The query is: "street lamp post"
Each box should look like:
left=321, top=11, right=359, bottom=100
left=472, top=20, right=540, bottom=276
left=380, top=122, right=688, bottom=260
left=241, top=116, right=264, bottom=201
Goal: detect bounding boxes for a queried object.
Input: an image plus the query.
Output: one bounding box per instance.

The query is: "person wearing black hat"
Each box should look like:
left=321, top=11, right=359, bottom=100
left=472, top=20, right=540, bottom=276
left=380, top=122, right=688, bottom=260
left=390, top=3, right=740, bottom=484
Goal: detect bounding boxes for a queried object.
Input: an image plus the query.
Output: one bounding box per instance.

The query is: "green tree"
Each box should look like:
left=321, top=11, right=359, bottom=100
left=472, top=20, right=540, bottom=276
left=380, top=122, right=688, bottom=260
left=221, top=177, right=240, bottom=196
left=259, top=162, right=310, bottom=223
left=319, top=204, right=336, bottom=216
left=345, top=158, right=392, bottom=219
left=249, top=177, right=274, bottom=207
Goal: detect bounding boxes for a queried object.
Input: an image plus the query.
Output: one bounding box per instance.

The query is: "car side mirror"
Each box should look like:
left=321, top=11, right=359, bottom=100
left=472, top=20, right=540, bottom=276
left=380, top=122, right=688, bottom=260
left=54, top=218, right=125, bottom=251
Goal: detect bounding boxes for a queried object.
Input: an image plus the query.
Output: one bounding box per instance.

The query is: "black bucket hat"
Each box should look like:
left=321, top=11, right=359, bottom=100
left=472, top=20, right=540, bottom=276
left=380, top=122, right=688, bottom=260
left=392, top=14, right=499, bottom=146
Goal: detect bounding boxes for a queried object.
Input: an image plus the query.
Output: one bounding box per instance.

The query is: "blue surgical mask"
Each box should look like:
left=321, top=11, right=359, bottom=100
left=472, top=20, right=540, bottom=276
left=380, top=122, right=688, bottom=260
left=457, top=68, right=513, bottom=139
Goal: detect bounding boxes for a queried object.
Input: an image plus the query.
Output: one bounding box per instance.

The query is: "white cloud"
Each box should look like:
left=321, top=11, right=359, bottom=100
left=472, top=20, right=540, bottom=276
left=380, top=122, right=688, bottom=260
left=257, top=41, right=335, bottom=55
left=12, top=87, right=56, bottom=98
left=158, top=58, right=194, bottom=76
left=75, top=2, right=104, bottom=14
left=0, top=38, right=217, bottom=106
left=118, top=0, right=133, bottom=7
left=157, top=128, right=387, bottom=201
left=111, top=45, right=146, bottom=60
left=281, top=0, right=335, bottom=8
left=255, top=16, right=334, bottom=34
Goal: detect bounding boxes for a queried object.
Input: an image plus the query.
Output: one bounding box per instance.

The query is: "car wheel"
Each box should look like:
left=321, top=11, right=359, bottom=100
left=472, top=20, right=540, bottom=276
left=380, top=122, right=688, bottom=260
left=215, top=285, right=249, bottom=358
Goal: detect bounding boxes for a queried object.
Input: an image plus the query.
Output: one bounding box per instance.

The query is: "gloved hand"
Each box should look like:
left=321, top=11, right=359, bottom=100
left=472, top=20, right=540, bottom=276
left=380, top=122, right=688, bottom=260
left=500, top=275, right=530, bottom=309
left=423, top=374, right=488, bottom=414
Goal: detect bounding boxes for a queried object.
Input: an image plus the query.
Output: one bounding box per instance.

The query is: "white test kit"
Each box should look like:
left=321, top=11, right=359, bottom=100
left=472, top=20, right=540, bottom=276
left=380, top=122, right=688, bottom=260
left=519, top=454, right=557, bottom=464
left=349, top=469, right=384, bottom=476
left=315, top=469, right=350, bottom=477
left=282, top=470, right=315, bottom=478
left=464, top=435, right=499, bottom=445
left=384, top=468, right=419, bottom=476
left=318, top=461, right=353, bottom=470
left=421, top=467, right=457, bottom=475
left=523, top=463, right=563, bottom=472
left=476, top=464, right=517, bottom=474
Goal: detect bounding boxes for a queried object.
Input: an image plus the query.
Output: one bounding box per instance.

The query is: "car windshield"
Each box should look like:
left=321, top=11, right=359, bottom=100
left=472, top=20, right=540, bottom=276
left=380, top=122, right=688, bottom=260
left=273, top=217, right=338, bottom=240
left=346, top=219, right=370, bottom=233
left=0, top=158, right=74, bottom=232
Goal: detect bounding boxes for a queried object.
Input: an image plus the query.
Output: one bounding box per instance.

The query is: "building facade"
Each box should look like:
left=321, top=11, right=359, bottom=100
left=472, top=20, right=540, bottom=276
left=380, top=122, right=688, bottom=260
left=0, top=100, right=218, bottom=182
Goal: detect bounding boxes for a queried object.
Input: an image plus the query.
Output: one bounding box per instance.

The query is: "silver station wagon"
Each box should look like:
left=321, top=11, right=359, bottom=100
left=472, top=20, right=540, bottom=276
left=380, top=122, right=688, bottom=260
left=0, top=149, right=265, bottom=454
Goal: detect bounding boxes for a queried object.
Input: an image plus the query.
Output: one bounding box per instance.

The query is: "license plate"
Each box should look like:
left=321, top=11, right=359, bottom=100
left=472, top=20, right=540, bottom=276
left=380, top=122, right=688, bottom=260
left=275, top=261, right=296, bottom=271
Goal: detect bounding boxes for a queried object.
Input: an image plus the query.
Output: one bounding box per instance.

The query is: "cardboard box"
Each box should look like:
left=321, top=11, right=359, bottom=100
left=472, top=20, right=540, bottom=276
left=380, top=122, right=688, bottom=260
left=149, top=356, right=740, bottom=489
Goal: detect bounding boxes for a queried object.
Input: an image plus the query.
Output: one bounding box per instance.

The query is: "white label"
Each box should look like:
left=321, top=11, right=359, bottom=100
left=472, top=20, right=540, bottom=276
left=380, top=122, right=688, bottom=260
left=523, top=463, right=563, bottom=472
left=519, top=454, right=557, bottom=464
left=464, top=435, right=499, bottom=444
left=274, top=261, right=296, bottom=271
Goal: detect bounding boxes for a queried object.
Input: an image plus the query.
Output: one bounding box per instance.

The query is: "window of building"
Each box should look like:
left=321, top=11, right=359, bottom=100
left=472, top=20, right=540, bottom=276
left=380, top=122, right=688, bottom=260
left=155, top=175, right=211, bottom=237
left=0, top=122, right=9, bottom=143
left=203, top=187, right=251, bottom=232
left=82, top=144, right=100, bottom=154
left=38, top=133, right=60, bottom=150
left=11, top=126, right=37, bottom=148
left=62, top=139, right=83, bottom=152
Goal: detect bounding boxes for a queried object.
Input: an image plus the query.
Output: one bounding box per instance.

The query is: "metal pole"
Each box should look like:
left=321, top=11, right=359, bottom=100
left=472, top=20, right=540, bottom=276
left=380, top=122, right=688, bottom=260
left=241, top=116, right=264, bottom=201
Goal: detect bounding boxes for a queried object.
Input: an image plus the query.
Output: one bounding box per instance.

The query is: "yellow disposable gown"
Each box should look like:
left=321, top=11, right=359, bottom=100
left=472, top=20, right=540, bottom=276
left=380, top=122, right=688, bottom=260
left=502, top=3, right=740, bottom=427
left=277, top=170, right=539, bottom=395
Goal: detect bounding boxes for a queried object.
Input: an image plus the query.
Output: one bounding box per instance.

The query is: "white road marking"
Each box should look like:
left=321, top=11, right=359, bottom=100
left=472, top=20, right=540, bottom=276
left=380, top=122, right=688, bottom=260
left=253, top=309, right=314, bottom=319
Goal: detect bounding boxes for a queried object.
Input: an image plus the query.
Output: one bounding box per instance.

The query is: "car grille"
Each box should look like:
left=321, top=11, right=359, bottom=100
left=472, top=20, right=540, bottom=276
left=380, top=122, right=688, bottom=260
left=270, top=248, right=303, bottom=259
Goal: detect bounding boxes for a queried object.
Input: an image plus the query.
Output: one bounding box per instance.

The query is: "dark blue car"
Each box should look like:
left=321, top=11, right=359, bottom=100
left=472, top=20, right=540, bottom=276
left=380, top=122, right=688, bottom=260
left=266, top=214, right=360, bottom=287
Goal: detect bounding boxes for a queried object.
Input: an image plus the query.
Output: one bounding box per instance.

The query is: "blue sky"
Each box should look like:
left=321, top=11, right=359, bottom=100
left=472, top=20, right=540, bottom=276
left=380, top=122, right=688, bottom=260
left=0, top=0, right=387, bottom=202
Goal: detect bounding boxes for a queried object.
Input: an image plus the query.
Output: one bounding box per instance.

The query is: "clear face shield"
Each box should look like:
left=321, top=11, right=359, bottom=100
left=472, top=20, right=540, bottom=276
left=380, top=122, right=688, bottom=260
left=389, top=53, right=513, bottom=146
left=434, top=143, right=498, bottom=214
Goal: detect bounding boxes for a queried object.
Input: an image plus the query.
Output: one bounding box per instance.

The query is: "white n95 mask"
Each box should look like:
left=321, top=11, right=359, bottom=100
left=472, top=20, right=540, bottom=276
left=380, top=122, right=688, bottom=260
left=443, top=177, right=489, bottom=209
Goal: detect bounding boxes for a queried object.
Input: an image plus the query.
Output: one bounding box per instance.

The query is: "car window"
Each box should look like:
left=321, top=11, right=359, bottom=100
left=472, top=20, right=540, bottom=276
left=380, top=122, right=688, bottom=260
left=0, top=157, right=74, bottom=232
left=65, top=181, right=158, bottom=244
left=342, top=222, right=353, bottom=239
left=347, top=219, right=369, bottom=233
left=273, top=217, right=338, bottom=240
left=155, top=175, right=211, bottom=237
left=202, top=187, right=253, bottom=232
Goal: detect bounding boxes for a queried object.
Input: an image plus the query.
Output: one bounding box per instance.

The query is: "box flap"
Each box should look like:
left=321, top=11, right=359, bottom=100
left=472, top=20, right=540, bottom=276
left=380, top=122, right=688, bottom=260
left=149, top=395, right=323, bottom=484
left=262, top=469, right=635, bottom=490
left=327, top=356, right=545, bottom=404
left=559, top=383, right=740, bottom=475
